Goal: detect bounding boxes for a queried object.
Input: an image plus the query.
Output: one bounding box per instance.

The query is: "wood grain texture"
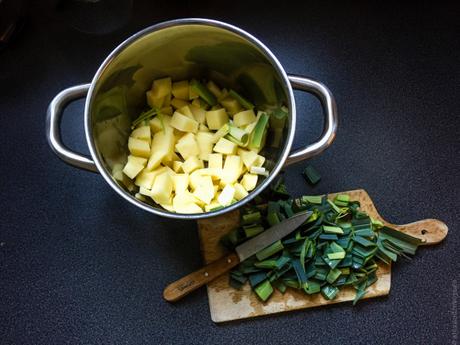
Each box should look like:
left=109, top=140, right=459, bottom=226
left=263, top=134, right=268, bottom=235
left=197, top=189, right=448, bottom=323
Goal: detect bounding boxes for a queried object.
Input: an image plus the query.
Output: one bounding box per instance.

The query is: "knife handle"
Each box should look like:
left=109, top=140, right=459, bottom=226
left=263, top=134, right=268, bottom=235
left=163, top=253, right=240, bottom=302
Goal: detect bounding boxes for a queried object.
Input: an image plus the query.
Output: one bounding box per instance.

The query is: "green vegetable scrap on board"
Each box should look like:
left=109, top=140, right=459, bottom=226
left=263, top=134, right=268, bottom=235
left=220, top=175, right=423, bottom=304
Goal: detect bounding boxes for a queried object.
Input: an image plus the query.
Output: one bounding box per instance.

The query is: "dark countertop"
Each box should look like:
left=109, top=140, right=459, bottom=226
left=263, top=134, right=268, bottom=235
left=1, top=1, right=459, bottom=344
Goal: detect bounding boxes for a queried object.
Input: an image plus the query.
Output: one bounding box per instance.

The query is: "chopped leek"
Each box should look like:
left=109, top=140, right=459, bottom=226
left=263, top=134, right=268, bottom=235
left=302, top=165, right=321, bottom=185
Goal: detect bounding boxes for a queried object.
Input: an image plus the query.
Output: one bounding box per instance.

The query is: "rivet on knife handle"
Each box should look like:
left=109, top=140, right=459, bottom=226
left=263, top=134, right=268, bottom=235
left=163, top=253, right=240, bottom=302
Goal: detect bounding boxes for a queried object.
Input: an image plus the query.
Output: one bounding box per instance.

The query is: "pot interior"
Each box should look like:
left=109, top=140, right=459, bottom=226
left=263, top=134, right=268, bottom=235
left=87, top=21, right=292, bottom=215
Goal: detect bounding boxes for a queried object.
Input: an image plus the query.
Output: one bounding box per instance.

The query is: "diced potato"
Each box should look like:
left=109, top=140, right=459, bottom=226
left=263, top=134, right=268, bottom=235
left=151, top=77, right=172, bottom=99
left=190, top=105, right=206, bottom=124
left=213, top=137, right=237, bottom=155
left=146, top=90, right=165, bottom=109
left=233, top=110, right=256, bottom=127
left=206, top=108, right=228, bottom=130
left=189, top=169, right=221, bottom=190
left=182, top=156, right=204, bottom=174
left=178, top=105, right=194, bottom=120
left=131, top=125, right=151, bottom=142
left=149, top=117, right=163, bottom=133
left=170, top=111, right=198, bottom=133
left=218, top=184, right=235, bottom=206
left=135, top=193, right=147, bottom=202
left=221, top=155, right=242, bottom=185
left=172, top=80, right=189, bottom=100
left=208, top=153, right=223, bottom=170
left=175, top=133, right=200, bottom=160
left=237, top=148, right=258, bottom=169
left=234, top=183, right=249, bottom=201
left=128, top=137, right=150, bottom=158
left=192, top=175, right=215, bottom=204
left=206, top=80, right=222, bottom=99
left=199, top=124, right=209, bottom=132
left=172, top=173, right=189, bottom=194
left=220, top=96, right=242, bottom=115
left=150, top=172, right=173, bottom=204
left=170, top=98, right=189, bottom=110
left=123, top=155, right=147, bottom=179
left=147, top=130, right=175, bottom=169
left=172, top=161, right=183, bottom=173
left=173, top=192, right=203, bottom=213
left=196, top=132, right=214, bottom=161
left=134, top=168, right=160, bottom=189
left=241, top=173, right=258, bottom=191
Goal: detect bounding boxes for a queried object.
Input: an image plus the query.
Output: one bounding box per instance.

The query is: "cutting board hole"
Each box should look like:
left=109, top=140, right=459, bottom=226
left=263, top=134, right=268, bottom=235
left=421, top=229, right=428, bottom=235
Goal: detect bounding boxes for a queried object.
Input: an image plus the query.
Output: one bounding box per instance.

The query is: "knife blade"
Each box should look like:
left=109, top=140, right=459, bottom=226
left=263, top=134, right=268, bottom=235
left=163, top=210, right=312, bottom=302
left=235, top=210, right=311, bottom=261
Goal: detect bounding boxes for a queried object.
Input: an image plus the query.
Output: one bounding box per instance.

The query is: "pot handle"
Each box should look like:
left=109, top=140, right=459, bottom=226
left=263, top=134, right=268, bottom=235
left=46, top=84, right=98, bottom=172
left=284, top=75, right=338, bottom=166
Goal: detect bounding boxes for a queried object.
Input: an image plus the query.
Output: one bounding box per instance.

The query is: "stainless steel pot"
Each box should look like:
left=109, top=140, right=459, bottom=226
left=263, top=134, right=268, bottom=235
left=46, top=18, right=338, bottom=220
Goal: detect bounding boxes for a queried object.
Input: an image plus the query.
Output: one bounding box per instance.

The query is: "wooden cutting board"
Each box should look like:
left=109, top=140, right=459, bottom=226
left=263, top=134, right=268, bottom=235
left=197, top=189, right=448, bottom=323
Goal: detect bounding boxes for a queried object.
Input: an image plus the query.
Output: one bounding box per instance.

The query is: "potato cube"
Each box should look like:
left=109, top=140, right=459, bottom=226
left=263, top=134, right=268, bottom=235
left=170, top=98, right=189, bottom=110
left=190, top=105, right=206, bottom=124
left=233, top=110, right=256, bottom=127
left=173, top=192, right=203, bottom=214
left=149, top=117, right=163, bottom=133
left=172, top=80, right=189, bottom=100
left=151, top=77, right=172, bottom=99
left=131, top=125, right=151, bottom=143
left=196, top=132, right=214, bottom=161
left=221, top=155, right=242, bottom=185
left=241, top=173, right=258, bottom=191
left=237, top=149, right=258, bottom=169
left=128, top=137, right=150, bottom=158
left=234, top=183, right=249, bottom=201
left=146, top=90, right=165, bottom=109
left=208, top=153, right=223, bottom=170
left=192, top=175, right=215, bottom=204
left=134, top=170, right=156, bottom=189
left=146, top=151, right=166, bottom=171
left=254, top=155, right=265, bottom=167
left=172, top=173, right=189, bottom=194
left=160, top=106, right=173, bottom=115
left=220, top=96, right=242, bottom=115
left=150, top=172, right=173, bottom=204
left=178, top=105, right=195, bottom=120
left=182, top=156, right=204, bottom=174
left=213, top=137, right=237, bottom=155
left=218, top=184, right=235, bottom=206
left=122, top=155, right=147, bottom=179
left=206, top=108, right=228, bottom=130
left=175, top=133, right=200, bottom=160
left=170, top=111, right=198, bottom=133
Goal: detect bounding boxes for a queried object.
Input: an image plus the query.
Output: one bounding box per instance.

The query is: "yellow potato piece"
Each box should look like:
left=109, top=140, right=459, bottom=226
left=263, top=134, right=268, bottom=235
left=206, top=108, right=228, bottom=130
left=170, top=111, right=198, bottom=133
left=208, top=153, right=223, bottom=170
left=131, top=125, right=151, bottom=143
left=172, top=173, right=189, bottom=194
left=196, top=132, right=214, bottom=161
left=182, top=156, right=204, bottom=174
left=233, top=110, right=256, bottom=127
left=241, top=173, right=258, bottom=191
left=234, top=183, right=249, bottom=201
left=192, top=175, right=215, bottom=205
left=175, top=133, right=200, bottom=160
left=122, top=155, right=147, bottom=179
left=190, top=105, right=206, bottom=124
left=150, top=172, right=173, bottom=204
left=172, top=80, right=189, bottom=100
left=221, top=155, right=242, bottom=185
left=128, top=137, right=150, bottom=158
left=213, top=137, right=237, bottom=155
left=151, top=77, right=172, bottom=99
left=170, top=98, right=189, bottom=110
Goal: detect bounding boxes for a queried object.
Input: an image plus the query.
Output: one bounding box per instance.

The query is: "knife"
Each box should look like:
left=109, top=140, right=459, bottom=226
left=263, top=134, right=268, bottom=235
left=163, top=210, right=312, bottom=302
